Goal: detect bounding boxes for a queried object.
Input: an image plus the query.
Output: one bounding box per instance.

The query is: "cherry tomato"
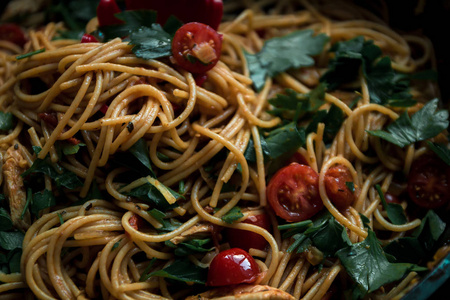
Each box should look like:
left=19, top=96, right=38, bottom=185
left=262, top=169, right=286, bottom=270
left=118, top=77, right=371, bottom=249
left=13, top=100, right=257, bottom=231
left=267, top=163, right=322, bottom=222
left=225, top=212, right=271, bottom=252
left=324, top=165, right=355, bottom=209
left=171, top=22, right=222, bottom=74
left=288, top=152, right=309, bottom=165
left=207, top=248, right=259, bottom=286
left=0, top=23, right=27, bottom=47
left=125, top=0, right=223, bottom=30
left=81, top=34, right=99, bottom=43
left=385, top=192, right=401, bottom=204
left=97, top=0, right=123, bottom=27
left=407, top=155, right=450, bottom=209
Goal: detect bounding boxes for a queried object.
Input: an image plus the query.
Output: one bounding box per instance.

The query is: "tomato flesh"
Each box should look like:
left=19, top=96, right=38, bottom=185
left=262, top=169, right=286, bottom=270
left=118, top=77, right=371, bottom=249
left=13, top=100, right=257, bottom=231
left=324, top=165, right=355, bottom=209
left=225, top=212, right=271, bottom=252
left=0, top=23, right=27, bottom=47
left=267, top=163, right=322, bottom=222
left=172, top=22, right=222, bottom=74
left=407, top=155, right=450, bottom=209
left=207, top=248, right=259, bottom=286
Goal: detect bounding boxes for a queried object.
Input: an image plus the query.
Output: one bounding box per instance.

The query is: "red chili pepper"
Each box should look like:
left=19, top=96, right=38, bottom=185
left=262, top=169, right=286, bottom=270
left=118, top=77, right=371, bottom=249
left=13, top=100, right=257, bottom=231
left=97, top=0, right=123, bottom=27
left=81, top=34, right=99, bottom=43
left=125, top=0, right=223, bottom=30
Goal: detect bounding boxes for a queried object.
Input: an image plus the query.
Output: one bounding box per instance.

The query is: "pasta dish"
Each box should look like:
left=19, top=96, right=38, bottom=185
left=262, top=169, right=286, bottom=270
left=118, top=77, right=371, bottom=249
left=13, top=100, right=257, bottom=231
left=0, top=0, right=449, bottom=299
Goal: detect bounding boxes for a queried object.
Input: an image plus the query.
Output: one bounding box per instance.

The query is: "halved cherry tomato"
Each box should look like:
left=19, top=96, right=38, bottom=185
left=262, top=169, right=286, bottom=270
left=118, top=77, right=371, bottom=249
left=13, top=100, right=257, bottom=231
left=267, top=163, right=322, bottom=222
left=0, top=23, right=27, bottom=47
left=225, top=212, right=271, bottom=252
left=97, top=0, right=123, bottom=27
left=81, top=34, right=99, bottom=43
left=289, top=152, right=309, bottom=165
left=171, top=22, right=222, bottom=74
left=207, top=248, right=259, bottom=286
left=125, top=0, right=223, bottom=30
left=407, top=155, right=450, bottom=209
left=324, top=165, right=355, bottom=209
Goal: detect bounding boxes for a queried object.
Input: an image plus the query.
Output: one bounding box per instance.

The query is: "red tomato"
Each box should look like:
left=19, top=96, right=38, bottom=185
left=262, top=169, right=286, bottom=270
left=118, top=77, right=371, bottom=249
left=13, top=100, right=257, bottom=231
left=267, top=163, right=323, bottom=222
left=125, top=0, right=223, bottom=30
left=324, top=165, right=355, bottom=208
left=385, top=192, right=401, bottom=204
left=171, top=22, right=222, bottom=74
left=81, top=34, right=99, bottom=43
left=128, top=214, right=144, bottom=230
left=289, top=152, right=309, bottom=165
left=225, top=212, right=271, bottom=252
left=0, top=23, right=27, bottom=47
left=407, top=155, right=450, bottom=209
left=97, top=0, right=123, bottom=27
left=207, top=248, right=259, bottom=286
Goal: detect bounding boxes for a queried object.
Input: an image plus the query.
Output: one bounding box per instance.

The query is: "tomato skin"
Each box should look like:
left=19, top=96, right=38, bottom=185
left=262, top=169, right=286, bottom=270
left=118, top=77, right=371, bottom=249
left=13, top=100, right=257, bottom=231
left=385, top=192, right=401, bottom=204
left=97, top=0, right=123, bottom=27
left=172, top=22, right=222, bottom=74
left=0, top=23, right=27, bottom=47
left=207, top=248, right=259, bottom=286
left=288, top=152, right=309, bottom=166
left=407, top=155, right=450, bottom=209
left=125, top=0, right=223, bottom=30
left=324, top=165, right=355, bottom=209
left=225, top=213, right=271, bottom=252
left=267, top=163, right=323, bottom=222
left=81, top=34, right=99, bottom=43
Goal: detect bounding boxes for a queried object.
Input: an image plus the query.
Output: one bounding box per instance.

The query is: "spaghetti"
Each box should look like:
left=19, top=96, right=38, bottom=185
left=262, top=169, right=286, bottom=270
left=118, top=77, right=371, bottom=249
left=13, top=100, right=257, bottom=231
left=0, top=0, right=448, bottom=299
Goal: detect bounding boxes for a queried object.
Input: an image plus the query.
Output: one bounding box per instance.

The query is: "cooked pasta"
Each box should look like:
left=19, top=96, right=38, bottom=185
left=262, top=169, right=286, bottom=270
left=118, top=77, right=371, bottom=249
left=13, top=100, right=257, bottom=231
left=0, top=0, right=448, bottom=299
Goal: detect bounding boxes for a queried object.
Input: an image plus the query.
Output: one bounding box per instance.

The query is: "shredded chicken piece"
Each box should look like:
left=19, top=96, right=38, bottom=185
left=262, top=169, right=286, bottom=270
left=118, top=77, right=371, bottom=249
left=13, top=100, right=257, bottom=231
left=186, top=284, right=295, bottom=300
left=2, top=145, right=30, bottom=231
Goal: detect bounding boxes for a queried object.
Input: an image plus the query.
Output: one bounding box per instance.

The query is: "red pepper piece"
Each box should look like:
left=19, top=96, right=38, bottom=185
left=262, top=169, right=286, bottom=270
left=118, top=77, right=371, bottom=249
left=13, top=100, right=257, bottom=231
left=125, top=0, right=223, bottom=30
left=81, top=34, right=99, bottom=43
left=97, top=0, right=123, bottom=27
left=100, top=104, right=109, bottom=114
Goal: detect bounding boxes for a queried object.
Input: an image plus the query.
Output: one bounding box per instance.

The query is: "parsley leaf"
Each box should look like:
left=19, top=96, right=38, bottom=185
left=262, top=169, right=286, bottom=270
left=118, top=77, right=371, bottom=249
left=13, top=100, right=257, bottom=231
left=245, top=29, right=329, bottom=91
left=0, top=112, right=14, bottom=131
left=320, top=36, right=414, bottom=106
left=147, top=258, right=207, bottom=284
left=129, top=24, right=173, bottom=60
left=375, top=185, right=407, bottom=225
left=147, top=209, right=181, bottom=231
left=367, top=99, right=449, bottom=147
left=426, top=141, right=450, bottom=166
left=123, top=182, right=180, bottom=212
left=336, top=230, right=426, bottom=296
left=0, top=208, right=13, bottom=231
left=384, top=210, right=446, bottom=263
left=221, top=206, right=244, bottom=224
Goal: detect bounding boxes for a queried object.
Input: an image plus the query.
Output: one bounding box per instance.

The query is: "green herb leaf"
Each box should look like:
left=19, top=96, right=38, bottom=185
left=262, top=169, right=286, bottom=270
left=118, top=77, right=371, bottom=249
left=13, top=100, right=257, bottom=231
left=16, top=48, right=45, bottom=60
left=0, top=208, right=13, bottom=231
left=221, top=206, right=244, bottom=224
left=320, top=36, right=413, bottom=106
left=129, top=24, right=173, bottom=60
left=22, top=158, right=83, bottom=189
left=306, top=104, right=344, bottom=144
left=99, top=10, right=158, bottom=40
left=147, top=258, right=207, bottom=284
left=345, top=182, right=355, bottom=193
left=128, top=138, right=156, bottom=177
left=58, top=141, right=86, bottom=156
left=426, top=141, right=450, bottom=165
left=148, top=209, right=181, bottom=231
left=139, top=258, right=157, bottom=282
left=29, top=189, right=56, bottom=217
left=384, top=210, right=446, bottom=263
left=167, top=238, right=214, bottom=257
left=245, top=29, right=329, bottom=91
left=367, top=99, right=449, bottom=148
left=0, top=112, right=14, bottom=131
left=124, top=182, right=180, bottom=212
left=337, top=230, right=426, bottom=295
left=0, top=231, right=25, bottom=251
left=375, top=185, right=407, bottom=225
